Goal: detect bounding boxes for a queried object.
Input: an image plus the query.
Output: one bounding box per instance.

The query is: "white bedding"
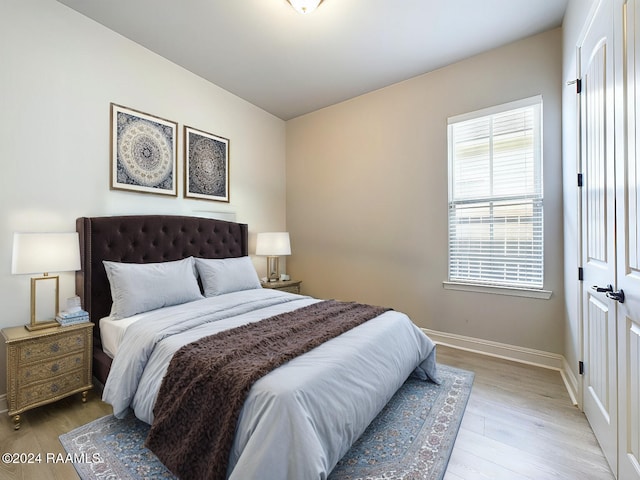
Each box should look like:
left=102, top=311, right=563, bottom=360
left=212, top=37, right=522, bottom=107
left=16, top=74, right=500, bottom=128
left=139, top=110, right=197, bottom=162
left=102, top=288, right=438, bottom=479
left=100, top=314, right=141, bottom=358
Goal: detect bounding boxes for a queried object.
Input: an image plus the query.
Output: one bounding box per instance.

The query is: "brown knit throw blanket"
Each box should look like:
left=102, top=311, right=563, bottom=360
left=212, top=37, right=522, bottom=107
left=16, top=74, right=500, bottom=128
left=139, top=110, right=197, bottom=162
left=145, top=299, right=390, bottom=480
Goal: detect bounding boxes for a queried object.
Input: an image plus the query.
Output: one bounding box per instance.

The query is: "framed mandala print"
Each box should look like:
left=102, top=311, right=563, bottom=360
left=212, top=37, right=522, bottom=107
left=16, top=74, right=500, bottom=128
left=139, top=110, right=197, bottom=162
left=110, top=103, right=178, bottom=196
left=184, top=125, right=230, bottom=202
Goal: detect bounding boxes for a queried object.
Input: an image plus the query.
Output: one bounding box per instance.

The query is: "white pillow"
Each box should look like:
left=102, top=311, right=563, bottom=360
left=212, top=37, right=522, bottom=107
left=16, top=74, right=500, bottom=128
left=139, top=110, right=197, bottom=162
left=195, top=256, right=261, bottom=297
left=103, top=257, right=203, bottom=320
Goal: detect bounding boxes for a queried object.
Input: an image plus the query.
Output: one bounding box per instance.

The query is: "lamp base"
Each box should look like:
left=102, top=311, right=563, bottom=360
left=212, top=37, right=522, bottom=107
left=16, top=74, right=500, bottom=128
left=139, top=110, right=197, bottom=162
left=25, top=320, right=58, bottom=331
left=29, top=275, right=60, bottom=331
left=266, top=256, right=280, bottom=282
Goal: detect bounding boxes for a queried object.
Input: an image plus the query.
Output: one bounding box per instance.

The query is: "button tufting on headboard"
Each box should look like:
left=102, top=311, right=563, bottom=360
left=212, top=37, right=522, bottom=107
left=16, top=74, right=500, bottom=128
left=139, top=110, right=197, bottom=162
left=76, top=215, right=249, bottom=351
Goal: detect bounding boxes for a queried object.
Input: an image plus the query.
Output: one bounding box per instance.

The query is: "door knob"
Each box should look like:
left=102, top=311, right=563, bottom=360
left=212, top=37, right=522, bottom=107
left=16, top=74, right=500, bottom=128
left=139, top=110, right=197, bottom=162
left=592, top=284, right=613, bottom=293
left=606, top=289, right=625, bottom=303
left=592, top=284, right=625, bottom=303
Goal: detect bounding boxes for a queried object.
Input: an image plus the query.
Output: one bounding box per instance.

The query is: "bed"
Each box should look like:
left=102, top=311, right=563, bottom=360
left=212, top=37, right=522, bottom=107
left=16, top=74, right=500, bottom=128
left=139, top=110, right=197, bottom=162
left=76, top=215, right=438, bottom=480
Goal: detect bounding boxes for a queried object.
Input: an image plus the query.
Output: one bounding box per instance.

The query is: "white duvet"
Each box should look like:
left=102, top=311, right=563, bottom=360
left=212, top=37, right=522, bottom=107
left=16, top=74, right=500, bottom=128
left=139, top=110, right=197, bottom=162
left=102, top=288, right=437, bottom=480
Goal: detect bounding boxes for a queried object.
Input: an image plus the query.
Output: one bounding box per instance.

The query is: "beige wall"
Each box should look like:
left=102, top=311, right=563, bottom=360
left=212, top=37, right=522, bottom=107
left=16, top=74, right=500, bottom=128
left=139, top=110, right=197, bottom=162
left=0, top=1, right=568, bottom=402
left=0, top=0, right=286, bottom=395
left=286, top=28, right=565, bottom=354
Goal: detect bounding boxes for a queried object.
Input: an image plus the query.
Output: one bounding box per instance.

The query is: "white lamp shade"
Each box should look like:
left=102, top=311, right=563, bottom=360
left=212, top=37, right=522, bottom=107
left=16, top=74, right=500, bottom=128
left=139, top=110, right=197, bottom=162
left=256, top=232, right=291, bottom=256
left=12, top=232, right=81, bottom=275
left=287, top=0, right=322, bottom=14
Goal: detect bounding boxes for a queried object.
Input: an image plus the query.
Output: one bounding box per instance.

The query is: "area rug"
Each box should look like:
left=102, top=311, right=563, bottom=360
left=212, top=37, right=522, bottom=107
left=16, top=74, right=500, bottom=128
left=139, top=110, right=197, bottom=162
left=59, top=364, right=473, bottom=480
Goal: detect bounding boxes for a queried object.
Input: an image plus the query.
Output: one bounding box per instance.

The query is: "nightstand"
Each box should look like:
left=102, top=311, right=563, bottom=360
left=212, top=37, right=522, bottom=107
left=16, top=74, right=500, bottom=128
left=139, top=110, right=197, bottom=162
left=261, top=279, right=302, bottom=294
left=2, top=322, right=93, bottom=430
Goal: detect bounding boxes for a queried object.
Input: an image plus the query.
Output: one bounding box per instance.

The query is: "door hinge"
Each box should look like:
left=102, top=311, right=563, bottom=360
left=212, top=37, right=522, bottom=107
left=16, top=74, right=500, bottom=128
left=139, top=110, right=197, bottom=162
left=578, top=173, right=583, bottom=187
left=578, top=267, right=584, bottom=281
left=568, top=78, right=582, bottom=94
left=579, top=361, right=584, bottom=375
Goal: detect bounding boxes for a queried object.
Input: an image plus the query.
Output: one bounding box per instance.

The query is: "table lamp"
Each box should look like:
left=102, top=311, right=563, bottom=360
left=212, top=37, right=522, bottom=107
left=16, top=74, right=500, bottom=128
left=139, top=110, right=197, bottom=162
left=256, top=232, right=291, bottom=282
left=11, top=232, right=81, bottom=330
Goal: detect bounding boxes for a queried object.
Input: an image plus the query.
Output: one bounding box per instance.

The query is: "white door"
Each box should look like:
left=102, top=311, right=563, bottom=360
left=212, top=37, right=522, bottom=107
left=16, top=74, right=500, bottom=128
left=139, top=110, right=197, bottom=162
left=616, top=1, right=640, bottom=477
left=580, top=0, right=618, bottom=475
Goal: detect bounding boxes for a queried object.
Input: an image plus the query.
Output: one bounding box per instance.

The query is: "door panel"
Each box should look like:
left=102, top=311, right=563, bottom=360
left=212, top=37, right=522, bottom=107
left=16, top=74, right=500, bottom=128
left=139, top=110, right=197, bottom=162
left=585, top=43, right=610, bottom=267
left=583, top=289, right=617, bottom=471
left=580, top=0, right=618, bottom=474
left=618, top=318, right=640, bottom=477
left=586, top=295, right=613, bottom=422
left=617, top=1, right=640, bottom=476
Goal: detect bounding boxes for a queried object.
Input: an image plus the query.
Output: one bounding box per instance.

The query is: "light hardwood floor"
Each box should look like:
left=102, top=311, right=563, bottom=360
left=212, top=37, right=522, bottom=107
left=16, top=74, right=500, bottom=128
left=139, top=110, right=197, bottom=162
left=0, top=346, right=614, bottom=480
left=0, top=390, right=111, bottom=480
left=438, top=345, right=614, bottom=480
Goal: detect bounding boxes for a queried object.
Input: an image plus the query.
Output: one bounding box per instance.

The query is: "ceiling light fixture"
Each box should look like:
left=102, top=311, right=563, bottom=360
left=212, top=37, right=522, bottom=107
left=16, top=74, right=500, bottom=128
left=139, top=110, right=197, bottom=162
left=287, top=0, right=323, bottom=15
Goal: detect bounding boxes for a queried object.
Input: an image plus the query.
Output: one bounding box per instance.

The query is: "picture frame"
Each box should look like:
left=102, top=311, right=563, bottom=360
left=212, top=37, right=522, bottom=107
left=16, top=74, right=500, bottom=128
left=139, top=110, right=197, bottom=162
left=110, top=103, right=178, bottom=196
left=184, top=125, right=230, bottom=202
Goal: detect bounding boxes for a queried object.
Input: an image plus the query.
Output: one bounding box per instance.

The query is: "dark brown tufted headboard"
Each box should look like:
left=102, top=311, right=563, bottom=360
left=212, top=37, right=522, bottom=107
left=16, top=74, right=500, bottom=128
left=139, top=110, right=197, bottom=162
left=76, top=215, right=249, bottom=384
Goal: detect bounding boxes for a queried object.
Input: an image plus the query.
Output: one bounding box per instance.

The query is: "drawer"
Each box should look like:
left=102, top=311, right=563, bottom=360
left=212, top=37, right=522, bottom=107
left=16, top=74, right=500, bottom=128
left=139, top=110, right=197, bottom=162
left=279, top=286, right=300, bottom=294
left=17, top=331, right=86, bottom=364
left=18, top=352, right=85, bottom=385
left=18, top=370, right=85, bottom=408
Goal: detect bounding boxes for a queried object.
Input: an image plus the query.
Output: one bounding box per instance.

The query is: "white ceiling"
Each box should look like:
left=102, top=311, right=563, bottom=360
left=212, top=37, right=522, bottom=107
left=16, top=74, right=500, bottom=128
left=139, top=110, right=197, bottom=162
left=56, top=0, right=568, bottom=120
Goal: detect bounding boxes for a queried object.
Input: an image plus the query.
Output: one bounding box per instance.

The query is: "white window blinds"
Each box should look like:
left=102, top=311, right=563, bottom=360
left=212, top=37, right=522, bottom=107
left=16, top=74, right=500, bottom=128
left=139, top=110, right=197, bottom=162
left=447, top=96, right=543, bottom=289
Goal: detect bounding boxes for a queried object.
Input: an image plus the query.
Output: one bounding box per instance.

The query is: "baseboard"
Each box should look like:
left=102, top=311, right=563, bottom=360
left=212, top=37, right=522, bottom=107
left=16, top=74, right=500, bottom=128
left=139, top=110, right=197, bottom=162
left=423, top=328, right=580, bottom=406
left=561, top=356, right=580, bottom=406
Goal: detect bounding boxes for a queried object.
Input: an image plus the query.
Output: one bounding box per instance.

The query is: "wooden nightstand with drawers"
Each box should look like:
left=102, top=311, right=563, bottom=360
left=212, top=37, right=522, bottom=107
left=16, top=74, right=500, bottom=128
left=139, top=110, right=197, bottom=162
left=2, top=322, right=93, bottom=430
left=261, top=279, right=302, bottom=294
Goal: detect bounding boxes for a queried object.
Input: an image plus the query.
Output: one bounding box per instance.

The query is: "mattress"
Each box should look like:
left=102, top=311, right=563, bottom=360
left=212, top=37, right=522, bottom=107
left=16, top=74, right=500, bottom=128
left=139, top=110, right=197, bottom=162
left=100, top=314, right=141, bottom=359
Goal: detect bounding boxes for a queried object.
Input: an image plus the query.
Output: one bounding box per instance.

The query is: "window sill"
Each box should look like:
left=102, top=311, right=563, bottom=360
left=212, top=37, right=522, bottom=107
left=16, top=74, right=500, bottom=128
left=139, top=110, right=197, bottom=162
left=442, top=281, right=552, bottom=300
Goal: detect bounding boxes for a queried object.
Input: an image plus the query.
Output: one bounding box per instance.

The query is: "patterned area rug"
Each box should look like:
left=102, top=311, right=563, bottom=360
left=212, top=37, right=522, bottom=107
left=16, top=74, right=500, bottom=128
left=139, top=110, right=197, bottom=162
left=60, top=364, right=473, bottom=480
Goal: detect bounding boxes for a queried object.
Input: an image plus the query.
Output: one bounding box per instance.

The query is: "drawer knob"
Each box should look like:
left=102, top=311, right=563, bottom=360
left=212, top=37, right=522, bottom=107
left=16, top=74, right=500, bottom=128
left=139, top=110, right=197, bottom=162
left=51, top=364, right=59, bottom=373
left=50, top=343, right=60, bottom=353
left=51, top=384, right=59, bottom=393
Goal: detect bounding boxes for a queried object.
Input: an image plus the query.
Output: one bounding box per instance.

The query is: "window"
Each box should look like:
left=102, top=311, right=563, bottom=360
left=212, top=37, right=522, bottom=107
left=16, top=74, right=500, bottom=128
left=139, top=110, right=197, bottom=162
left=447, top=96, right=543, bottom=291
